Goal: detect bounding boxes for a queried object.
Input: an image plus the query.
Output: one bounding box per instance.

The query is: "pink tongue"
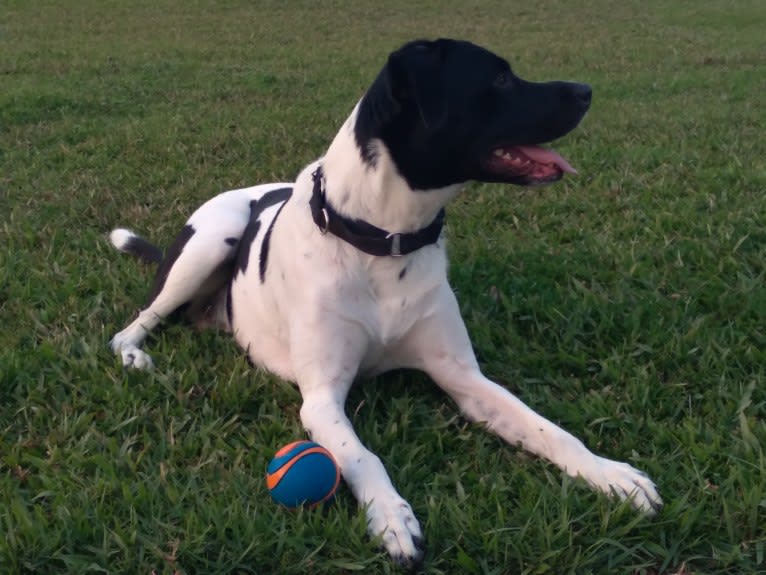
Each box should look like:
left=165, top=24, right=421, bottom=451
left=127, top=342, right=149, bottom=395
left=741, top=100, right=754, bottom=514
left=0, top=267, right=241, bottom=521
left=517, top=145, right=577, bottom=174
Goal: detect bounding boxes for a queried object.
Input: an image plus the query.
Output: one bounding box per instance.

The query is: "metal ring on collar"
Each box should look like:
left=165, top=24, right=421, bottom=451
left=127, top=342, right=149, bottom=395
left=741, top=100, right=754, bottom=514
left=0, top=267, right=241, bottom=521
left=319, top=208, right=330, bottom=234
left=385, top=232, right=402, bottom=257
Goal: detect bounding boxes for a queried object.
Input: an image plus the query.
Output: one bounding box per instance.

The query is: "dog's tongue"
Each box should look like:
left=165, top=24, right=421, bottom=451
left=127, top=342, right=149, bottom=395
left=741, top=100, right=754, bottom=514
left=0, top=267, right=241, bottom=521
left=517, top=145, right=577, bottom=174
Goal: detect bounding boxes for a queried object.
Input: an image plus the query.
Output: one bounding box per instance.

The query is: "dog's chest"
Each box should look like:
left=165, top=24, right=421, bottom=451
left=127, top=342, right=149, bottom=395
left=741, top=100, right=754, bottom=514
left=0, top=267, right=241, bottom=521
left=366, top=265, right=424, bottom=342
left=348, top=251, right=447, bottom=371
left=231, top=230, right=445, bottom=378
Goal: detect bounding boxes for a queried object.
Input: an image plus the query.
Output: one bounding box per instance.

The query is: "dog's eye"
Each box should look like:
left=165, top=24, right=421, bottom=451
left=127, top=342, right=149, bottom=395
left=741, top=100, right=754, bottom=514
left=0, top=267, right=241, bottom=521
left=493, top=71, right=512, bottom=89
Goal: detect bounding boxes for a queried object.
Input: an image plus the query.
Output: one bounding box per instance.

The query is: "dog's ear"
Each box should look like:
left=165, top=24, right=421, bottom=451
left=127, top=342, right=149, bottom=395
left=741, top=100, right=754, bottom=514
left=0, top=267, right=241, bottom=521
left=355, top=40, right=447, bottom=157
left=386, top=40, right=447, bottom=130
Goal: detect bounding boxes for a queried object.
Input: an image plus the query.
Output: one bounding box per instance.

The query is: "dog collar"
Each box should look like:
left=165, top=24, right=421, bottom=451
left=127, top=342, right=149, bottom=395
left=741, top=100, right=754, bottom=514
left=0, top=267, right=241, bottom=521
left=309, top=166, right=445, bottom=257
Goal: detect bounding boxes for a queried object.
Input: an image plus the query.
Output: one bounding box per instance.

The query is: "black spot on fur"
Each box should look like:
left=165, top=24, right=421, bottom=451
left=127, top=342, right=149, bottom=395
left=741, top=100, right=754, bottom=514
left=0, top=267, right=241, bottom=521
left=149, top=225, right=195, bottom=304
left=225, top=237, right=238, bottom=246
left=233, top=187, right=293, bottom=278
left=398, top=265, right=408, bottom=280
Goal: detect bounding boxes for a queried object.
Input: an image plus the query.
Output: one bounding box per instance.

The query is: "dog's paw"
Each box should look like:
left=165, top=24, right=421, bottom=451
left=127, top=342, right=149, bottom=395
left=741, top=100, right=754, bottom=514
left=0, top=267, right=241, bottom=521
left=111, top=331, right=154, bottom=370
left=120, top=346, right=154, bottom=370
left=367, top=496, right=425, bottom=567
left=588, top=457, right=663, bottom=514
left=111, top=339, right=154, bottom=370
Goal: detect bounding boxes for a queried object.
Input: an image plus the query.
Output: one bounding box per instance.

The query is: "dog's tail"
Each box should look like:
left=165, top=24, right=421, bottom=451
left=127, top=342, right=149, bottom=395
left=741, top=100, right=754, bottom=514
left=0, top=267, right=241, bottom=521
left=109, top=228, right=163, bottom=264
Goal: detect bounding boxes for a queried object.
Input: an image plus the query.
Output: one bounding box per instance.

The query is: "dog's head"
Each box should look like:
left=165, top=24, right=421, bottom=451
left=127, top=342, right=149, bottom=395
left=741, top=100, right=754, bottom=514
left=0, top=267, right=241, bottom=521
left=355, top=39, right=591, bottom=191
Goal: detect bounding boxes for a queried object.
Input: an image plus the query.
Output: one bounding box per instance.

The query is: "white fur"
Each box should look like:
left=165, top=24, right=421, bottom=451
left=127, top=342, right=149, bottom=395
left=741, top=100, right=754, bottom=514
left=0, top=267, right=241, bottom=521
left=109, top=228, right=138, bottom=252
left=110, top=102, right=661, bottom=564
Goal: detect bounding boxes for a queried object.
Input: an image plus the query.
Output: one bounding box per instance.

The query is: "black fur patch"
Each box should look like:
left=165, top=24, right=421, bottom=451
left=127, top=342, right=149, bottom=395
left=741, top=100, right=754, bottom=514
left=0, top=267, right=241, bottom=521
left=353, top=39, right=591, bottom=191
left=122, top=234, right=163, bottom=264
left=259, top=199, right=289, bottom=283
left=234, top=218, right=261, bottom=278
left=149, top=225, right=195, bottom=304
left=233, top=187, right=293, bottom=279
left=398, top=265, right=408, bottom=280
left=225, top=237, right=238, bottom=246
left=225, top=278, right=234, bottom=327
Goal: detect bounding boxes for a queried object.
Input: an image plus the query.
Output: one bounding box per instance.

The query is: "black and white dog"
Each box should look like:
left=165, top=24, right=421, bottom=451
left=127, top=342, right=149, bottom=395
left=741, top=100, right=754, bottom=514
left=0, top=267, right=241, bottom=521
left=110, top=39, right=661, bottom=565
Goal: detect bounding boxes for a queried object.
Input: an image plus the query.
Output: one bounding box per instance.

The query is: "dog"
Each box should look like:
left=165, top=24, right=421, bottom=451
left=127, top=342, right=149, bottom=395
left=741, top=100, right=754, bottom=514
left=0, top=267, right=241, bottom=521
left=109, top=38, right=662, bottom=566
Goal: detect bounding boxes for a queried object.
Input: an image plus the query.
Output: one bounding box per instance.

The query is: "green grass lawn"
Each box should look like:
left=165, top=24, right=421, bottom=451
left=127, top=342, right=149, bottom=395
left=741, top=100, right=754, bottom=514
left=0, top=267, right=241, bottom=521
left=2, top=1, right=765, bottom=573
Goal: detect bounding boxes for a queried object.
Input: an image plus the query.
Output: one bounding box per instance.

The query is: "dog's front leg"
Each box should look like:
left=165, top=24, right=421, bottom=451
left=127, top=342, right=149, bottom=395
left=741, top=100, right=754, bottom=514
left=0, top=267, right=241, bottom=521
left=291, top=324, right=425, bottom=566
left=404, top=286, right=662, bottom=513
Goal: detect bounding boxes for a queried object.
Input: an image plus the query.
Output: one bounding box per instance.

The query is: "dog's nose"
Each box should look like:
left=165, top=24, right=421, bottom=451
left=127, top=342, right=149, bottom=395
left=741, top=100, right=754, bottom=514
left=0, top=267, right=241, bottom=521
left=571, top=83, right=592, bottom=108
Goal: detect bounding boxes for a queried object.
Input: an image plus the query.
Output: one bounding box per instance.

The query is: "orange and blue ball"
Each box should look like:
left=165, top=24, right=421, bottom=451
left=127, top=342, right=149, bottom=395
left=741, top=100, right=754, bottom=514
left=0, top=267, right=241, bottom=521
left=266, top=440, right=341, bottom=508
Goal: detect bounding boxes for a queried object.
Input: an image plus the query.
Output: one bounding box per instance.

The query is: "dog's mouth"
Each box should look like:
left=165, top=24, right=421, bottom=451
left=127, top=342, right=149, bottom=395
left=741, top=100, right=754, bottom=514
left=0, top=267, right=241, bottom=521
left=485, top=145, right=577, bottom=185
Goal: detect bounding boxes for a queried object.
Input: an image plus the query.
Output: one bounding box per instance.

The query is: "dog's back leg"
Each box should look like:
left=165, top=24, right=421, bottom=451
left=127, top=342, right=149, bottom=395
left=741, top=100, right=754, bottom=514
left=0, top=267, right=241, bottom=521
left=110, top=185, right=290, bottom=369
left=110, top=223, right=239, bottom=369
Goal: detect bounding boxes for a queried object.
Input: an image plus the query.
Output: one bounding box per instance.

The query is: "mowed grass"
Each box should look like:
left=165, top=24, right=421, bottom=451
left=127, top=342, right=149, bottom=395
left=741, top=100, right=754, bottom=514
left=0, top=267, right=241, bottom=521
left=1, top=0, right=765, bottom=573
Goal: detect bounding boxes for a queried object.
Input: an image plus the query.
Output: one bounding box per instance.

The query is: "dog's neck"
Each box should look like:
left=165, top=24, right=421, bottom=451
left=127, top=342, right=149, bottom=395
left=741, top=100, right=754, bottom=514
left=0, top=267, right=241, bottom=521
left=320, top=104, right=462, bottom=234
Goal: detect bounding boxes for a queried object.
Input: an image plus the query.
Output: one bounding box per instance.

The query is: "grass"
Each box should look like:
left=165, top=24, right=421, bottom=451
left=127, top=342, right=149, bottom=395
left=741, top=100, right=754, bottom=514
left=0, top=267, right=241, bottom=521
left=1, top=0, right=765, bottom=573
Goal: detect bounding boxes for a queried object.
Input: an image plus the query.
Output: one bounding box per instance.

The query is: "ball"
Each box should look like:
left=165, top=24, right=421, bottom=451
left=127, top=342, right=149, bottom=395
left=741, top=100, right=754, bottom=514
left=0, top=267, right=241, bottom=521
left=266, top=440, right=340, bottom=508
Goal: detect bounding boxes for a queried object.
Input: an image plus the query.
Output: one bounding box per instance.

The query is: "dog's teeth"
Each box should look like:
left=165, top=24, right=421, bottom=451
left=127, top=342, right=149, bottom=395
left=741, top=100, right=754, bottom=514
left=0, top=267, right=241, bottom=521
left=494, top=149, right=504, bottom=157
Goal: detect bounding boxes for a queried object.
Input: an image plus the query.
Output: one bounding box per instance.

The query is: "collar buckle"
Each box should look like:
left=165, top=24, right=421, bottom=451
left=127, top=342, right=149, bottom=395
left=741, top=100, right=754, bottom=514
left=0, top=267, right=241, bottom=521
left=386, top=232, right=402, bottom=257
